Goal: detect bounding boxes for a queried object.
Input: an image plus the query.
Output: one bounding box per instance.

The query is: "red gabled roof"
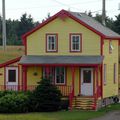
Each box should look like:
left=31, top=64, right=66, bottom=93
left=22, top=9, right=120, bottom=46
left=0, top=57, right=21, bottom=68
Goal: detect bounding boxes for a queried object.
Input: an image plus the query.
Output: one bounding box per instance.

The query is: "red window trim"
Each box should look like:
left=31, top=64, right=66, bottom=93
left=103, top=64, right=107, bottom=86
left=69, top=33, right=82, bottom=52
left=46, top=33, right=58, bottom=53
left=42, top=66, right=66, bottom=86
left=55, top=67, right=66, bottom=86
left=113, top=63, right=117, bottom=84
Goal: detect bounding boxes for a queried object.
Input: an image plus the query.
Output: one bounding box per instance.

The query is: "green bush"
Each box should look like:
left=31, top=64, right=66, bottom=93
left=0, top=90, right=31, bottom=98
left=60, top=99, right=69, bottom=110
left=0, top=92, right=30, bottom=113
left=30, top=78, right=62, bottom=112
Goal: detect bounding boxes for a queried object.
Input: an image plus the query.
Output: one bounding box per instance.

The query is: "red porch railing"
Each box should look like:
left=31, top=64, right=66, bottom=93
left=56, top=86, right=72, bottom=96
left=0, top=85, right=37, bottom=91
left=0, top=85, right=72, bottom=96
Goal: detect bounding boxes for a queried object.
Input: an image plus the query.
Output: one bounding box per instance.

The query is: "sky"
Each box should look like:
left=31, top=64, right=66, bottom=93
left=0, top=0, right=120, bottom=22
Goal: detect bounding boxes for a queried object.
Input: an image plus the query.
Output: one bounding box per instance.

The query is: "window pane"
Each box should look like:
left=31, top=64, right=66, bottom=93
left=42, top=67, right=54, bottom=84
left=55, top=67, right=65, bottom=84
left=8, top=70, right=16, bottom=82
left=83, top=70, right=91, bottom=83
left=47, top=35, right=56, bottom=51
left=71, top=35, right=80, bottom=51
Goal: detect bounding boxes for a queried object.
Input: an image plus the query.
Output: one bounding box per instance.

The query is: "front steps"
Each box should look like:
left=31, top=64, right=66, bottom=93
left=72, top=96, right=96, bottom=110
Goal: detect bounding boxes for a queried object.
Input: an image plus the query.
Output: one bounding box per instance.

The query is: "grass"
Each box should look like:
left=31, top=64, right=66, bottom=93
left=0, top=46, right=24, bottom=63
left=0, top=104, right=119, bottom=120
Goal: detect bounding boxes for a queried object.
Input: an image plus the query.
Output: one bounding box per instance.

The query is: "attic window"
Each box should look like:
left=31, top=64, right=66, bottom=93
left=109, top=41, right=114, bottom=54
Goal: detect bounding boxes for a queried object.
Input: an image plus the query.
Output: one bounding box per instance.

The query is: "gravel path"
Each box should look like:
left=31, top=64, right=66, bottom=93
left=91, top=111, right=120, bottom=120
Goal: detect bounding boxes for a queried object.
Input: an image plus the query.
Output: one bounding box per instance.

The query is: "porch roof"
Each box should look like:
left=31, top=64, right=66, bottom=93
left=19, top=55, right=103, bottom=65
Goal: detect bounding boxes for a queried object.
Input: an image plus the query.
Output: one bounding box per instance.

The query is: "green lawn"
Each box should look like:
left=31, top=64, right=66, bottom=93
left=0, top=104, right=120, bottom=120
left=0, top=46, right=24, bottom=63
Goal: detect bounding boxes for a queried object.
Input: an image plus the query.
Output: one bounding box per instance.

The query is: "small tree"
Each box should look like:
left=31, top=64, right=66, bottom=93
left=30, top=78, right=62, bottom=112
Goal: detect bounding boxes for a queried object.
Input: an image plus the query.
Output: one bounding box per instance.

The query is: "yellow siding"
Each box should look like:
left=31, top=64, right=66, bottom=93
left=67, top=67, right=80, bottom=96
left=27, top=17, right=100, bottom=56
left=27, top=66, right=42, bottom=85
left=0, top=68, right=4, bottom=85
left=103, top=40, right=119, bottom=98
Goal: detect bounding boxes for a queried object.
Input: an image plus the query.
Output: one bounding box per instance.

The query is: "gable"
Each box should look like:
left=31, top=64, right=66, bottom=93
left=22, top=9, right=120, bottom=47
left=26, top=16, right=101, bottom=56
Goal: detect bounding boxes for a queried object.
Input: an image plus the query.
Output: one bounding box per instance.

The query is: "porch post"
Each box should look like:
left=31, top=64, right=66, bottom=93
left=94, top=66, right=99, bottom=110
left=44, top=66, right=49, bottom=78
left=96, top=67, right=99, bottom=98
left=69, top=66, right=75, bottom=110
left=22, top=66, right=27, bottom=91
left=71, top=66, right=75, bottom=95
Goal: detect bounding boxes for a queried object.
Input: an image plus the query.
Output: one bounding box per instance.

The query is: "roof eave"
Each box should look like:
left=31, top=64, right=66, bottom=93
left=22, top=9, right=120, bottom=46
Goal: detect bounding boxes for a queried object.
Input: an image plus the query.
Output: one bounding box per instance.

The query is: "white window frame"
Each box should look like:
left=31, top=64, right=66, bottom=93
left=55, top=67, right=66, bottom=85
left=71, top=34, right=81, bottom=52
left=103, top=64, right=107, bottom=85
left=114, top=63, right=117, bottom=84
left=47, top=34, right=57, bottom=52
left=6, top=67, right=18, bottom=85
left=42, top=67, right=55, bottom=84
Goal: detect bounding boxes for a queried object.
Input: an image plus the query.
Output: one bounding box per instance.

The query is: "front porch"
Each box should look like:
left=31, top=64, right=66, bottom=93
left=1, top=65, right=102, bottom=110
left=3, top=55, right=103, bottom=110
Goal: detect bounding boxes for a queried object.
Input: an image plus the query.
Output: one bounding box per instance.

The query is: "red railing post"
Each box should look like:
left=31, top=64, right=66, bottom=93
left=22, top=66, right=27, bottom=91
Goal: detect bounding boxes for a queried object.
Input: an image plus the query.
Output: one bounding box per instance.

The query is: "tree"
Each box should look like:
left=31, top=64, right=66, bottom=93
left=113, top=14, right=120, bottom=34
left=94, top=13, right=114, bottom=31
left=16, top=13, right=35, bottom=45
left=30, top=78, right=62, bottom=112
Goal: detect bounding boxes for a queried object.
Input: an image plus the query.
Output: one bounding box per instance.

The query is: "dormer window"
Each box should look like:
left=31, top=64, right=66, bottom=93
left=70, top=34, right=82, bottom=52
left=46, top=34, right=58, bottom=52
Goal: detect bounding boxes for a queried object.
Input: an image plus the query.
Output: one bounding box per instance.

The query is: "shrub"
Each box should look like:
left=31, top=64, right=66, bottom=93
left=60, top=99, right=69, bottom=110
left=0, top=92, right=30, bottom=113
left=30, top=78, right=62, bottom=112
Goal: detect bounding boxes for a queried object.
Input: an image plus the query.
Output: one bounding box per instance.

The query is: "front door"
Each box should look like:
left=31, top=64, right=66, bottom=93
left=81, top=68, right=93, bottom=96
left=6, top=67, right=18, bottom=90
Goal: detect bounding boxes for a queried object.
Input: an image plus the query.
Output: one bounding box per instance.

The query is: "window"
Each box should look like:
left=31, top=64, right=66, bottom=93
left=46, top=34, right=57, bottom=52
left=70, top=34, right=82, bottom=52
left=8, top=70, right=16, bottom=82
left=42, top=67, right=54, bottom=84
left=83, top=70, right=92, bottom=83
left=114, top=63, right=117, bottom=84
left=55, top=67, right=65, bottom=85
left=103, top=64, right=107, bottom=85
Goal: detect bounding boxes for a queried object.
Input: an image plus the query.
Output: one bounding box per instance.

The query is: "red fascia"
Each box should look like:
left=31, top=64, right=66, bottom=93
left=22, top=10, right=66, bottom=45
left=105, top=37, right=120, bottom=40
left=0, top=57, right=21, bottom=68
left=101, top=37, right=104, bottom=55
left=22, top=9, right=120, bottom=53
left=22, top=9, right=105, bottom=44
left=100, top=37, right=104, bottom=98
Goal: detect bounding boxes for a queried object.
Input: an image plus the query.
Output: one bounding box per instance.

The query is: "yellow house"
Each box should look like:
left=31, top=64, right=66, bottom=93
left=0, top=10, right=120, bottom=110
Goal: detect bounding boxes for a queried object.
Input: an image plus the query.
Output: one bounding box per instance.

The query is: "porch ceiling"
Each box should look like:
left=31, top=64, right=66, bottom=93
left=19, top=55, right=103, bottom=65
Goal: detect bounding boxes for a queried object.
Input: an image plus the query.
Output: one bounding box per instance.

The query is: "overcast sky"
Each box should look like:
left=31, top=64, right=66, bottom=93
left=0, top=0, right=120, bottom=22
